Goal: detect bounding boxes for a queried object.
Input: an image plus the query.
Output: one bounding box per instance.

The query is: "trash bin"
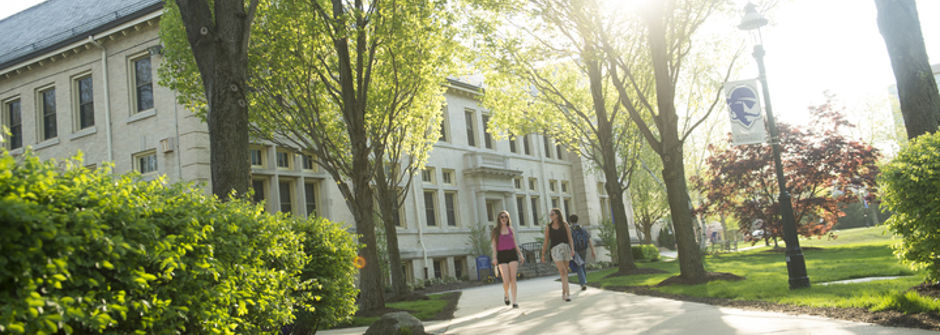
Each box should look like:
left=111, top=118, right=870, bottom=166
left=476, top=255, right=492, bottom=281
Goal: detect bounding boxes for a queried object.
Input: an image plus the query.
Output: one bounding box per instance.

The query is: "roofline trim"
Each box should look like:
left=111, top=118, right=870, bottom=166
left=0, top=3, right=163, bottom=77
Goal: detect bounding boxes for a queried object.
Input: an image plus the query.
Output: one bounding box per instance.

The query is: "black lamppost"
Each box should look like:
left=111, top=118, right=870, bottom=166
left=738, top=3, right=810, bottom=289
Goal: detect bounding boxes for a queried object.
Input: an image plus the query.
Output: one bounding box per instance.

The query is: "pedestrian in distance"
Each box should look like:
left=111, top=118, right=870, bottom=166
left=541, top=208, right=575, bottom=302
left=492, top=210, right=525, bottom=308
left=568, top=214, right=596, bottom=291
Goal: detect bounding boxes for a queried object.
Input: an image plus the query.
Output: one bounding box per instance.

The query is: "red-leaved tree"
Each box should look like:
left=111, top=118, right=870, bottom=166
left=692, top=99, right=880, bottom=246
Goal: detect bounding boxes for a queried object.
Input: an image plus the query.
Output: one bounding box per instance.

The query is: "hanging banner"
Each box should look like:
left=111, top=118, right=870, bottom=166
left=723, top=79, right=767, bottom=145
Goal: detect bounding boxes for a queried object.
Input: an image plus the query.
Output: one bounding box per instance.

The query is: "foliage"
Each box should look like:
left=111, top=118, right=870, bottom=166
left=631, top=245, right=660, bottom=261
left=589, top=227, right=938, bottom=315
left=693, top=100, right=881, bottom=244
left=631, top=145, right=670, bottom=244
left=597, top=219, right=618, bottom=263
left=880, top=130, right=940, bottom=282
left=0, top=150, right=322, bottom=334
left=467, top=223, right=492, bottom=257
left=657, top=223, right=677, bottom=250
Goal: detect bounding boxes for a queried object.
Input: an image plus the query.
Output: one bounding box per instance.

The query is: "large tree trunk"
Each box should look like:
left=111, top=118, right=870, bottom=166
left=646, top=1, right=707, bottom=283
left=175, top=0, right=253, bottom=199
left=350, top=156, right=385, bottom=311
left=875, top=0, right=940, bottom=139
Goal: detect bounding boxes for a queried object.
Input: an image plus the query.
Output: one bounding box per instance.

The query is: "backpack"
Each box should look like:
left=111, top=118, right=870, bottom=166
left=572, top=225, right=589, bottom=251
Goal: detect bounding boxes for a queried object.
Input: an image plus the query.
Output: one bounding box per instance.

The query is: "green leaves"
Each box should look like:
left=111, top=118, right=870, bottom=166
left=0, top=149, right=358, bottom=334
left=880, top=130, right=940, bottom=282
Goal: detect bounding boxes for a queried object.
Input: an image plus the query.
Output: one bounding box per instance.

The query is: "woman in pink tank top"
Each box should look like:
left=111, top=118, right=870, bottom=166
left=491, top=210, right=525, bottom=308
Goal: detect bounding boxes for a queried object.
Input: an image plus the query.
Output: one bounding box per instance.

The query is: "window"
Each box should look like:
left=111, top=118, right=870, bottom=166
left=444, top=192, right=457, bottom=226
left=561, top=181, right=569, bottom=193
left=551, top=197, right=560, bottom=210
left=549, top=180, right=557, bottom=192
left=600, top=197, right=611, bottom=222
left=454, top=258, right=465, bottom=279
left=439, top=105, right=448, bottom=142
left=422, top=167, right=435, bottom=183
left=482, top=114, right=493, bottom=149
left=513, top=177, right=522, bottom=189
left=250, top=148, right=264, bottom=167
left=523, top=135, right=531, bottom=155
left=73, top=75, right=94, bottom=129
left=485, top=200, right=497, bottom=223
left=304, top=182, right=318, bottom=217
left=528, top=178, right=537, bottom=191
left=276, top=150, right=292, bottom=169
left=543, top=135, right=552, bottom=158
left=509, top=137, right=517, bottom=153
left=4, top=99, right=21, bottom=150
left=423, top=191, right=437, bottom=226
left=132, top=56, right=154, bottom=113
left=302, top=154, right=315, bottom=171
left=465, top=110, right=476, bottom=147
left=441, top=169, right=455, bottom=185
left=556, top=144, right=565, bottom=160
left=279, top=181, right=293, bottom=214
left=39, top=88, right=56, bottom=140
left=530, top=196, right=540, bottom=226
left=134, top=150, right=157, bottom=174
left=598, top=182, right=607, bottom=195
left=516, top=196, right=526, bottom=226
left=251, top=179, right=266, bottom=205
left=563, top=198, right=571, bottom=218
left=433, top=258, right=445, bottom=279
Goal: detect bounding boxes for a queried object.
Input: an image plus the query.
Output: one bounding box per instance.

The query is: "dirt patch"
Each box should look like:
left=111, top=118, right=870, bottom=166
left=430, top=292, right=461, bottom=321
left=602, top=268, right=669, bottom=279
left=656, top=272, right=746, bottom=286
left=603, top=285, right=940, bottom=331
left=914, top=282, right=940, bottom=300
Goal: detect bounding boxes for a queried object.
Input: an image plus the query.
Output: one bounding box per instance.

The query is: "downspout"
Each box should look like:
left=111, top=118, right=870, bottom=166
left=412, top=176, right=429, bottom=279
left=88, top=36, right=113, bottom=162
left=172, top=91, right=183, bottom=181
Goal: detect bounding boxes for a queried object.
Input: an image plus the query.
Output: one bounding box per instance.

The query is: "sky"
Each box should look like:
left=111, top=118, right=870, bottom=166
left=1, top=0, right=937, bottom=137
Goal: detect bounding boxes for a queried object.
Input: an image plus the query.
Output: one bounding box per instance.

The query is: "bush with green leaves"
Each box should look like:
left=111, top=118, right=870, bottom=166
left=631, top=244, right=660, bottom=261
left=0, top=150, right=357, bottom=334
left=657, top=224, right=676, bottom=250
left=879, top=131, right=940, bottom=283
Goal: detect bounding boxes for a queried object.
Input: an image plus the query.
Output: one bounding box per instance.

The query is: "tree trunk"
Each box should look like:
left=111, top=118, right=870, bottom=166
left=875, top=0, right=940, bottom=139
left=604, top=161, right=638, bottom=273
left=175, top=0, right=252, bottom=199
left=350, top=159, right=385, bottom=311
left=642, top=219, right=653, bottom=245
left=646, top=1, right=706, bottom=283
left=375, top=166, right=408, bottom=298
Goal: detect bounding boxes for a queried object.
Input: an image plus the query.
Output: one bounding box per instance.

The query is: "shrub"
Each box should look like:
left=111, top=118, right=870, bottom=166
left=631, top=244, right=660, bottom=261
left=597, top=219, right=617, bottom=263
left=657, top=223, right=676, bottom=251
left=880, top=131, right=940, bottom=282
left=0, top=150, right=356, bottom=334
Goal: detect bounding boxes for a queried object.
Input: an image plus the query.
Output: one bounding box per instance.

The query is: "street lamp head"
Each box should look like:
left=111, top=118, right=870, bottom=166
left=738, top=2, right=768, bottom=31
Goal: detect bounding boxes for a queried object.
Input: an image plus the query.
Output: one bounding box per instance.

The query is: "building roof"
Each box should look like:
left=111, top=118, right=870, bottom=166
left=0, top=0, right=162, bottom=71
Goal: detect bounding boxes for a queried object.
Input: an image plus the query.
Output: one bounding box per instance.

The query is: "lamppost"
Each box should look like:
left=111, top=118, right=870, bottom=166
left=738, top=3, right=810, bottom=289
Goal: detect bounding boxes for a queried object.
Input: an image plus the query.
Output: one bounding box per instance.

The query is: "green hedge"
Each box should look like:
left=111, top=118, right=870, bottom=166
left=880, top=131, right=940, bottom=282
left=0, top=151, right=358, bottom=334
left=631, top=244, right=660, bottom=261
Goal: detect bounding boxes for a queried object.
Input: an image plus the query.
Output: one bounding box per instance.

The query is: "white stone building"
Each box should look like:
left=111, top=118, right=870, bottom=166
left=0, top=0, right=633, bottom=284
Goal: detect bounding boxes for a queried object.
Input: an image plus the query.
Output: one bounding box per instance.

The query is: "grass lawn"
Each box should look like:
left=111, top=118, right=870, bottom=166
left=328, top=292, right=460, bottom=329
left=586, top=226, right=940, bottom=315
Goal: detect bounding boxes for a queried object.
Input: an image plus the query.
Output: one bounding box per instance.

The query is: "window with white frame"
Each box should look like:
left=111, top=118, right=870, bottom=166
left=423, top=191, right=438, bottom=226
left=465, top=109, right=476, bottom=147
left=304, top=182, right=318, bottom=217
left=441, top=169, right=455, bottom=185
left=561, top=181, right=569, bottom=193
left=131, top=55, right=154, bottom=113
left=439, top=105, right=448, bottom=142
left=481, top=114, right=493, bottom=149
left=250, top=147, right=264, bottom=168
left=251, top=178, right=267, bottom=205
left=74, top=75, right=94, bottom=130
left=528, top=178, right=537, bottom=191
left=563, top=198, right=571, bottom=218
left=276, top=150, right=292, bottom=169
left=509, top=136, right=517, bottom=153
left=530, top=196, right=540, bottom=226
left=523, top=134, right=531, bottom=155
left=549, top=180, right=557, bottom=192
left=556, top=144, right=565, bottom=160
left=39, top=87, right=56, bottom=140
left=133, top=150, right=157, bottom=174
left=543, top=135, right=552, bottom=158
left=4, top=99, right=21, bottom=150
left=513, top=177, right=522, bottom=189
left=516, top=196, right=526, bottom=226
left=422, top=167, right=435, bottom=184
left=551, top=197, right=560, bottom=211
left=279, top=180, right=293, bottom=214
left=444, top=191, right=457, bottom=226
left=302, top=154, right=315, bottom=171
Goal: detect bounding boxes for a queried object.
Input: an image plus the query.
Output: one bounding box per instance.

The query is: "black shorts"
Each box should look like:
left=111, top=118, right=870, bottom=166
left=497, top=249, right=519, bottom=264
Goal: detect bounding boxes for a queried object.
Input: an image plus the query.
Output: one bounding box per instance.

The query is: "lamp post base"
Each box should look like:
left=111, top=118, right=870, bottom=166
left=785, top=249, right=810, bottom=289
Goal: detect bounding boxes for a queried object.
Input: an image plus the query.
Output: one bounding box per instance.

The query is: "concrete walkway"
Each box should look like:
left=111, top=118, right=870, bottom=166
left=320, top=275, right=935, bottom=335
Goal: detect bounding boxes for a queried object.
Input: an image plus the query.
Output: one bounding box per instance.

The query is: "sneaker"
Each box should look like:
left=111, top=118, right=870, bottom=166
left=512, top=303, right=519, bottom=308
left=581, top=285, right=587, bottom=291
left=504, top=297, right=510, bottom=306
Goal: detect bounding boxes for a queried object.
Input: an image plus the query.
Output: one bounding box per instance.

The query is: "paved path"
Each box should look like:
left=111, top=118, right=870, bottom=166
left=321, top=276, right=935, bottom=334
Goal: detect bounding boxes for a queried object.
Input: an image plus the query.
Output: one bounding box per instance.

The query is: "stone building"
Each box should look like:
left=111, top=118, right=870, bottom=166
left=0, top=0, right=633, bottom=284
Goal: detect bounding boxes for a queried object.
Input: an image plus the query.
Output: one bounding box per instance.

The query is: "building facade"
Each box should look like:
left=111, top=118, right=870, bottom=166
left=0, top=0, right=632, bottom=284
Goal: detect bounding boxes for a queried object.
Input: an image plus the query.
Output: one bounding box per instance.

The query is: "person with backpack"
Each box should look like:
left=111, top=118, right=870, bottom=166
left=568, top=214, right=596, bottom=291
